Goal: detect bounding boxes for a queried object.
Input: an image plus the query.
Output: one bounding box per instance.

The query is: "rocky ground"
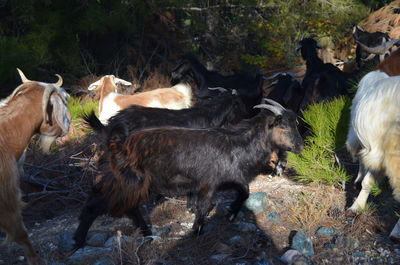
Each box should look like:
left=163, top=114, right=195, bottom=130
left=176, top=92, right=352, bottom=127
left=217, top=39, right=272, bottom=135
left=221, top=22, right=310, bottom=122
left=1, top=171, right=400, bottom=265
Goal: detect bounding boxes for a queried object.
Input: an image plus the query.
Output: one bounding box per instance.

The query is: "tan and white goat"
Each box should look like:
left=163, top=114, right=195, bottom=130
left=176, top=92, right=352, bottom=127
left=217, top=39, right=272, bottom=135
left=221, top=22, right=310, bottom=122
left=0, top=69, right=71, bottom=265
left=88, top=75, right=192, bottom=124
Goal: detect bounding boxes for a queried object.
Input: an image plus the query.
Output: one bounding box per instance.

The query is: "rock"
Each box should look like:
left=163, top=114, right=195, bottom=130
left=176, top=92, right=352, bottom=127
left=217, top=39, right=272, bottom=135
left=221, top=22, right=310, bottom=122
left=154, top=226, right=171, bottom=237
left=104, top=235, right=134, bottom=248
left=66, top=246, right=112, bottom=265
left=233, top=222, right=257, bottom=232
left=315, top=226, right=340, bottom=237
left=390, top=219, right=400, bottom=242
left=323, top=243, right=337, bottom=249
left=86, top=233, right=108, bottom=247
left=335, top=235, right=359, bottom=249
left=291, top=231, right=314, bottom=256
left=92, top=258, right=114, bottom=265
left=57, top=233, right=75, bottom=252
left=244, top=192, right=267, bottom=214
left=352, top=251, right=365, bottom=257
left=265, top=211, right=280, bottom=223
left=49, top=262, right=66, bottom=265
left=228, top=235, right=243, bottom=246
left=281, top=249, right=315, bottom=265
left=210, top=254, right=230, bottom=261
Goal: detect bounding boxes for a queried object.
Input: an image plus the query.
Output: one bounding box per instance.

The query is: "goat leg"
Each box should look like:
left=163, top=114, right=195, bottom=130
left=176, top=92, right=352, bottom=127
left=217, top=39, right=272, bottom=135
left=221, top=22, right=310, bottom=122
left=125, top=207, right=152, bottom=236
left=73, top=196, right=107, bottom=249
left=192, top=187, right=214, bottom=235
left=226, top=183, right=249, bottom=222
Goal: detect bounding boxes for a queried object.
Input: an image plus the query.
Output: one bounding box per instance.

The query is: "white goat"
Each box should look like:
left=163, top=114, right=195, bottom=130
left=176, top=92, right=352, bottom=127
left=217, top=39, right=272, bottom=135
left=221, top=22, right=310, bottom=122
left=0, top=69, right=71, bottom=265
left=88, top=75, right=193, bottom=124
left=346, top=69, right=400, bottom=214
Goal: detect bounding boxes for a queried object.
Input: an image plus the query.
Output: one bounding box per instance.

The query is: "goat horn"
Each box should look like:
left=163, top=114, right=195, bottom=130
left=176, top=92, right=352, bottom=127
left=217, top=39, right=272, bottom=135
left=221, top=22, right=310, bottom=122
left=42, top=85, right=56, bottom=124
left=208, top=86, right=228, bottom=92
left=267, top=80, right=279, bottom=88
left=53, top=74, right=63, bottom=87
left=263, top=72, right=285, bottom=80
left=294, top=44, right=302, bottom=55
left=16, top=68, right=31, bottom=83
left=253, top=104, right=283, bottom=116
left=356, top=38, right=400, bottom=55
left=263, top=98, right=286, bottom=110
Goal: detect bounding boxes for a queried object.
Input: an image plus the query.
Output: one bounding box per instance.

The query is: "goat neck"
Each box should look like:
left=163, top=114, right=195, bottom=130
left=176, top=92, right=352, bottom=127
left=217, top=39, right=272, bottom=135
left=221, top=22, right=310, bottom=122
left=0, top=84, right=47, bottom=159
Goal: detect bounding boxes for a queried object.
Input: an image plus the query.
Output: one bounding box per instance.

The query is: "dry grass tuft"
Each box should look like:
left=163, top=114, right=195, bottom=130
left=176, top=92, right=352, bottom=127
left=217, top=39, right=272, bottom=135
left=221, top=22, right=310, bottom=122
left=139, top=68, right=172, bottom=92
left=287, top=185, right=346, bottom=233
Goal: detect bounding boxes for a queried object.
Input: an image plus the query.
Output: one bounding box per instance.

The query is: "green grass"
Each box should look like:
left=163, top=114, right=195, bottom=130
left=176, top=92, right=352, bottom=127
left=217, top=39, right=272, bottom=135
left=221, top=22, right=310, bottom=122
left=288, top=96, right=352, bottom=188
left=68, top=96, right=98, bottom=121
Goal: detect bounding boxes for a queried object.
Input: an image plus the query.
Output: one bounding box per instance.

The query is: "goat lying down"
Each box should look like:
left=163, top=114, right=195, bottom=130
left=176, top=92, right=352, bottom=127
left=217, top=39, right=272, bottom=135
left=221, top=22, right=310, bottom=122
left=0, top=69, right=71, bottom=265
left=346, top=70, right=400, bottom=239
left=88, top=75, right=193, bottom=124
left=73, top=99, right=304, bottom=249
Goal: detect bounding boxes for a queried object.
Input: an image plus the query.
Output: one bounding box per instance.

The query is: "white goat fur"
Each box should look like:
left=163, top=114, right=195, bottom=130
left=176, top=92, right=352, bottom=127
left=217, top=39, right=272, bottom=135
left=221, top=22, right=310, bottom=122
left=0, top=69, right=71, bottom=265
left=88, top=75, right=193, bottom=124
left=346, top=70, right=400, bottom=212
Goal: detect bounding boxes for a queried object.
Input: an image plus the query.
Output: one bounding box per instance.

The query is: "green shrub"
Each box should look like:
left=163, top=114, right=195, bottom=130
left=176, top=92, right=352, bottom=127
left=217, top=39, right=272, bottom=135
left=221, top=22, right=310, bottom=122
left=288, top=96, right=351, bottom=188
left=68, top=97, right=98, bottom=121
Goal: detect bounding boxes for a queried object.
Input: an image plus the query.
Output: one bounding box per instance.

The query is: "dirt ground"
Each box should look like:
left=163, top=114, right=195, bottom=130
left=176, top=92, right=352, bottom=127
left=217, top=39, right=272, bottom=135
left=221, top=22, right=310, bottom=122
left=1, top=166, right=400, bottom=265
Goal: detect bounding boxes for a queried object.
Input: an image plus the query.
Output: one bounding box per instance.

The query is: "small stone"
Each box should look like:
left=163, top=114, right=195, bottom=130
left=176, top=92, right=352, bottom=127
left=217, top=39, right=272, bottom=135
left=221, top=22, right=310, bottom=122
left=228, top=235, right=243, bottom=246
left=352, top=251, right=365, bottom=257
left=17, top=256, right=25, bottom=261
left=265, top=211, right=280, bottom=223
left=66, top=246, right=112, bottom=265
left=244, top=192, right=267, bottom=214
left=281, top=249, right=315, bottom=265
left=154, top=226, right=171, bottom=237
left=323, top=243, right=337, bottom=249
left=315, top=226, right=340, bottom=237
left=291, top=231, right=314, bottom=256
left=210, top=254, right=230, bottom=261
left=86, top=233, right=108, bottom=247
left=104, top=235, right=134, bottom=248
left=57, top=233, right=75, bottom=252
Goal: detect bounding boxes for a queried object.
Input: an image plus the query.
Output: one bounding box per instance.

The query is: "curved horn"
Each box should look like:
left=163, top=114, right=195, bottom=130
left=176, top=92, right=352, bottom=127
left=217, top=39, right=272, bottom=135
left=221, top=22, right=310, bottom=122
left=263, top=72, right=285, bottom=81
left=264, top=98, right=286, bottom=110
left=16, top=68, right=30, bottom=83
left=253, top=103, right=283, bottom=116
left=208, top=86, right=228, bottom=92
left=53, top=74, right=63, bottom=87
left=42, top=85, right=56, bottom=124
left=356, top=38, right=400, bottom=55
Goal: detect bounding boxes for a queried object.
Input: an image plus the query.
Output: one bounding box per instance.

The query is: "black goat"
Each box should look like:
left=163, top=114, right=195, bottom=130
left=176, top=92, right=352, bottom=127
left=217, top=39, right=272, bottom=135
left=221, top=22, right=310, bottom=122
left=264, top=72, right=304, bottom=113
left=73, top=99, right=304, bottom=248
left=85, top=92, right=250, bottom=141
left=295, top=37, right=351, bottom=110
left=352, top=26, right=398, bottom=68
left=171, top=54, right=264, bottom=115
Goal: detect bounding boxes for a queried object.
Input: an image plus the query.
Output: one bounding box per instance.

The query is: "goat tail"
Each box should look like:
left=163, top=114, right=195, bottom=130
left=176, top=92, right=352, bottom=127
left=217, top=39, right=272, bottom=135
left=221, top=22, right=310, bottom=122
left=382, top=122, right=400, bottom=202
left=83, top=111, right=105, bottom=134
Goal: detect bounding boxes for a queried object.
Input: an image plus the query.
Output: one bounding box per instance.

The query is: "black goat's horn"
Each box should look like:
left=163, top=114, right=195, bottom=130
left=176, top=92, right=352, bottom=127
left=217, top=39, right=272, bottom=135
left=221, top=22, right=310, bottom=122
left=356, top=38, right=400, bottom=55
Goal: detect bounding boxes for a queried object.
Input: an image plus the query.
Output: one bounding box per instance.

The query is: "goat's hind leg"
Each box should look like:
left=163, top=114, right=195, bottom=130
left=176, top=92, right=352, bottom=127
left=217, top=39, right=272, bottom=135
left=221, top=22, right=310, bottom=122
left=225, top=183, right=249, bottom=222
left=192, top=187, right=214, bottom=235
left=73, top=195, right=107, bottom=249
left=0, top=204, right=45, bottom=265
left=126, top=207, right=152, bottom=236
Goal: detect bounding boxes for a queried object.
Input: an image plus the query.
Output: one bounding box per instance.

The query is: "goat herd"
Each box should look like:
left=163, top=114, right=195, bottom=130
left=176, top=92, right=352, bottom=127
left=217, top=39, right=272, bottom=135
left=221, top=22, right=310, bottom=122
left=1, top=26, right=400, bottom=264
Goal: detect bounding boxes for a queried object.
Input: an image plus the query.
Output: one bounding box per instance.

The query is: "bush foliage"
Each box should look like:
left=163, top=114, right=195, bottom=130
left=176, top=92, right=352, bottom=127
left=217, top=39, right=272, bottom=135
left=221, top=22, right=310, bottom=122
left=288, top=97, right=352, bottom=188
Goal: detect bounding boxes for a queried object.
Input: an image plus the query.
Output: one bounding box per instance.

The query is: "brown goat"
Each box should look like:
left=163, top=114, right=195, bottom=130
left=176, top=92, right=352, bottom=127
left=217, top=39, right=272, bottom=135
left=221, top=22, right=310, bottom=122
left=0, top=69, right=71, bottom=265
left=88, top=75, right=193, bottom=124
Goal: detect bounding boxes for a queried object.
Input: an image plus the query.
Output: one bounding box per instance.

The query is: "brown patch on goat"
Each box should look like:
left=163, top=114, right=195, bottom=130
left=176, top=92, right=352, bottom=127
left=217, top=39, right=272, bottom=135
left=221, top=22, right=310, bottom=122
left=377, top=50, right=400, bottom=76
left=383, top=124, right=400, bottom=201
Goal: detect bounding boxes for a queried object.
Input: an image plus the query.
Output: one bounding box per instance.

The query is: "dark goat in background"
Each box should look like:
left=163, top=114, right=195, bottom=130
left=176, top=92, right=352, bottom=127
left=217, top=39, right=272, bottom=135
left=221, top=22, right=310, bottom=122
left=171, top=54, right=264, bottom=115
left=352, top=26, right=398, bottom=68
left=295, top=37, right=351, bottom=110
left=73, top=99, right=304, bottom=249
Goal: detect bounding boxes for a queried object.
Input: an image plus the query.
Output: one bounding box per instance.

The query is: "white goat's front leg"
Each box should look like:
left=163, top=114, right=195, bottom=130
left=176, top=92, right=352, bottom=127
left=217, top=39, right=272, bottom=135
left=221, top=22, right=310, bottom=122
left=354, top=161, right=366, bottom=183
left=349, top=170, right=374, bottom=212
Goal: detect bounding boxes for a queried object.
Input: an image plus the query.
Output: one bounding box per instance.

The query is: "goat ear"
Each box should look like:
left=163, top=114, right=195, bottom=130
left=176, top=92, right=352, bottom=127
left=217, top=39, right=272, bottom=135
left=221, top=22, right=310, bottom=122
left=49, top=95, right=71, bottom=136
left=273, top=115, right=283, bottom=126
